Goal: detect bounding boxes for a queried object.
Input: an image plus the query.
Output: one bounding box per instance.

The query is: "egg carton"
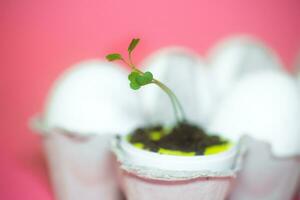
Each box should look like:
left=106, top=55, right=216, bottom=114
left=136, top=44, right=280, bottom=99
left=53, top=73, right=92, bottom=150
left=111, top=135, right=246, bottom=200
left=31, top=118, right=122, bottom=200
left=229, top=137, right=300, bottom=200
left=119, top=170, right=234, bottom=200
left=34, top=35, right=300, bottom=200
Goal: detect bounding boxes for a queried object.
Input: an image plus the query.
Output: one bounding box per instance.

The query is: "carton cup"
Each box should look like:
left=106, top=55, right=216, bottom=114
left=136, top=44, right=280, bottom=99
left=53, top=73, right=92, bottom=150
left=31, top=118, right=121, bottom=200
left=113, top=135, right=245, bottom=200
left=120, top=170, right=234, bottom=200
left=229, top=137, right=300, bottom=200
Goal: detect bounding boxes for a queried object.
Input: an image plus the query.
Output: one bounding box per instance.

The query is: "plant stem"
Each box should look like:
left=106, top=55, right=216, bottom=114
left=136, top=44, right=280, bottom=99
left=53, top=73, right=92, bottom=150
left=124, top=57, right=186, bottom=123
left=151, top=79, right=186, bottom=123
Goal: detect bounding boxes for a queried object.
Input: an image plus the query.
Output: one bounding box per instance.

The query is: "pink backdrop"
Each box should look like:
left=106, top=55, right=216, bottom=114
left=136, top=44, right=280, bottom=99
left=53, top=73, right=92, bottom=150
left=0, top=0, right=299, bottom=199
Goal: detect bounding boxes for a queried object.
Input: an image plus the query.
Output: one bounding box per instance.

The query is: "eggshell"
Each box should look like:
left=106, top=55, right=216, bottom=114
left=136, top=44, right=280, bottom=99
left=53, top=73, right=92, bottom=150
left=208, top=70, right=300, bottom=157
left=208, top=36, right=282, bottom=100
left=43, top=60, right=144, bottom=135
left=139, top=47, right=215, bottom=127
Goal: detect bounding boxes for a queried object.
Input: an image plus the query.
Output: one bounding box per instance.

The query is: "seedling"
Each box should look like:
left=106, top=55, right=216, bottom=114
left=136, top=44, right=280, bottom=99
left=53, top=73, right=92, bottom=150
left=105, top=39, right=231, bottom=156
left=106, top=38, right=186, bottom=123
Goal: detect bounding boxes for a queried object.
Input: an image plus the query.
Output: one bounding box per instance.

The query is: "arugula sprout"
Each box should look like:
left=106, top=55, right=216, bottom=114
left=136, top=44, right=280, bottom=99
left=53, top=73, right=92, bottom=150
left=106, top=38, right=186, bottom=123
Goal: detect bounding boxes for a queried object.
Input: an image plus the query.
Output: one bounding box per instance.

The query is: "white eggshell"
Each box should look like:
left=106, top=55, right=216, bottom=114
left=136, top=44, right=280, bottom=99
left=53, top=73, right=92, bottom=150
left=139, top=47, right=215, bottom=127
left=208, top=36, right=283, bottom=99
left=43, top=60, right=144, bottom=135
left=208, top=71, right=300, bottom=157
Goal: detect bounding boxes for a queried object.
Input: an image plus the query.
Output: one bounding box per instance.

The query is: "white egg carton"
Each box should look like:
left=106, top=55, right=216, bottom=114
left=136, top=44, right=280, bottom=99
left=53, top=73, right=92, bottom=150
left=31, top=118, right=121, bottom=200
left=115, top=134, right=240, bottom=173
left=229, top=136, right=300, bottom=200
left=118, top=169, right=234, bottom=200
left=32, top=35, right=300, bottom=200
left=111, top=134, right=245, bottom=200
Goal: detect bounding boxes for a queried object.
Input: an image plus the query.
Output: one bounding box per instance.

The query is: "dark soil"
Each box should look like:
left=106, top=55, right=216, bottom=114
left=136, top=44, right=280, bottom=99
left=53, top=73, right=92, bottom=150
left=128, top=122, right=227, bottom=155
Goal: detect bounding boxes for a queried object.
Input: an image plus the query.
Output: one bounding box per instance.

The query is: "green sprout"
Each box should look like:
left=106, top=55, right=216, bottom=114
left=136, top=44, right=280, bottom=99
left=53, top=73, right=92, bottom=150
left=106, top=38, right=186, bottom=123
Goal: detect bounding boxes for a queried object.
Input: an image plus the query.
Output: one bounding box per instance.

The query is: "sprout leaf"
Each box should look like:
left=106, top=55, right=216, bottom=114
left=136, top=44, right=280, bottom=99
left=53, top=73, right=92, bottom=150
left=136, top=71, right=153, bottom=85
left=106, top=53, right=122, bottom=61
left=128, top=38, right=140, bottom=53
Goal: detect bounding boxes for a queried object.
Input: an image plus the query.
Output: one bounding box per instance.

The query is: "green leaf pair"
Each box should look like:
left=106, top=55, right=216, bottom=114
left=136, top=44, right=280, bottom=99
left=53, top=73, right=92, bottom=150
left=106, top=38, right=139, bottom=62
left=128, top=71, right=153, bottom=90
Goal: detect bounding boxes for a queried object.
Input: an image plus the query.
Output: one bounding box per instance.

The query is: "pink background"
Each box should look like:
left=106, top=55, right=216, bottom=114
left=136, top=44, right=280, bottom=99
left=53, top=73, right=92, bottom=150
left=1, top=0, right=299, bottom=199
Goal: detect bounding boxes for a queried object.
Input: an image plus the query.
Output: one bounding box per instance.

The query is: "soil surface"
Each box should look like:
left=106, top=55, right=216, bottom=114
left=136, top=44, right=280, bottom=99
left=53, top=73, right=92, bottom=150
left=128, top=122, right=228, bottom=155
